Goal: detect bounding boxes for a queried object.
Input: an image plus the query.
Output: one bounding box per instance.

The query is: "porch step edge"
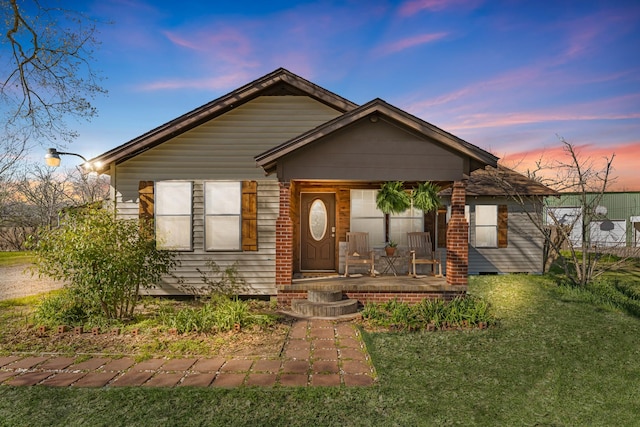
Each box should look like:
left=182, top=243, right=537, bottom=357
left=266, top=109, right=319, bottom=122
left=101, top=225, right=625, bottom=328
left=307, top=290, right=343, bottom=303
left=291, top=298, right=359, bottom=318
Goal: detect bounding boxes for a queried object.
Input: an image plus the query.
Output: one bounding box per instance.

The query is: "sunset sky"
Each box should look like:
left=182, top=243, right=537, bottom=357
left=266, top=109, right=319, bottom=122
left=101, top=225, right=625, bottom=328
left=42, top=0, right=639, bottom=190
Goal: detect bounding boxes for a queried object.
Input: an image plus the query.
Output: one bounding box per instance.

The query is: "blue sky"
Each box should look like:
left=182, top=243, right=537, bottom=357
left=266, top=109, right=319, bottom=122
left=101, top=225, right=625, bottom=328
left=48, top=0, right=640, bottom=189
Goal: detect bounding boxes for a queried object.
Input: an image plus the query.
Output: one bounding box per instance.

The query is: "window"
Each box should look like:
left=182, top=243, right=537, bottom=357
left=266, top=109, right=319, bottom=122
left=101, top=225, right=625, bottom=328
left=350, top=189, right=424, bottom=247
left=389, top=205, right=424, bottom=246
left=475, top=205, right=498, bottom=247
left=350, top=190, right=385, bottom=246
left=155, top=181, right=192, bottom=250
left=205, top=181, right=241, bottom=251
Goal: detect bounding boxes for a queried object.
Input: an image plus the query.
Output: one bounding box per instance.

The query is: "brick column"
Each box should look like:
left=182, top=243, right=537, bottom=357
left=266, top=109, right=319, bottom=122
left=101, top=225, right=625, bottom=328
left=275, top=182, right=293, bottom=287
left=446, top=180, right=468, bottom=286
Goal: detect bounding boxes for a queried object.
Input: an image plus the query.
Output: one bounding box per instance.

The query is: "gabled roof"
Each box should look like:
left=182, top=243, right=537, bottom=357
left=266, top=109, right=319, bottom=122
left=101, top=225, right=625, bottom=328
left=89, top=68, right=358, bottom=173
left=255, top=98, right=499, bottom=175
left=439, top=165, right=558, bottom=197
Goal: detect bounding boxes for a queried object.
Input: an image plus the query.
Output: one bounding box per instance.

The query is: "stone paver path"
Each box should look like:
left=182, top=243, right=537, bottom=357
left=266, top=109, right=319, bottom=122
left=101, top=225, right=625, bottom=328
left=0, top=319, right=376, bottom=388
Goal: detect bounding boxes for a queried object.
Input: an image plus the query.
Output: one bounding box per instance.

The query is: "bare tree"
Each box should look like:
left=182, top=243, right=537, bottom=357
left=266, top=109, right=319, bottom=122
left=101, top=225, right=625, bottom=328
left=490, top=137, right=633, bottom=287
left=66, top=167, right=110, bottom=205
left=0, top=0, right=106, bottom=176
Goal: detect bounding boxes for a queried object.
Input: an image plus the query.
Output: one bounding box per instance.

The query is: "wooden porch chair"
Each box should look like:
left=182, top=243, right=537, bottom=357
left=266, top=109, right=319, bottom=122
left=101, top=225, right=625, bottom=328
left=407, top=232, right=442, bottom=278
left=344, top=232, right=375, bottom=277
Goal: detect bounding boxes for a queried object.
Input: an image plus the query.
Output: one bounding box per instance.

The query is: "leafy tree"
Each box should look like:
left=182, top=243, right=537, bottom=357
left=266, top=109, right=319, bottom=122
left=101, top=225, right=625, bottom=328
left=29, top=207, right=178, bottom=319
left=1, top=0, right=106, bottom=177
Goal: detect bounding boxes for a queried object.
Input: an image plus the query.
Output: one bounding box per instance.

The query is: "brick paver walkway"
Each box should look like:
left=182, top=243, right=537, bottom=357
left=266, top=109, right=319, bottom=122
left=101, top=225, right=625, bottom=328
left=0, top=320, right=376, bottom=388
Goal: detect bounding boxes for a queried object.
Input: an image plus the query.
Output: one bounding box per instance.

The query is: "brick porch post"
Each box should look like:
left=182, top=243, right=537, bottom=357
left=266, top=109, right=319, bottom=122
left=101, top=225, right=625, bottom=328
left=275, top=182, right=293, bottom=287
left=446, top=180, right=468, bottom=286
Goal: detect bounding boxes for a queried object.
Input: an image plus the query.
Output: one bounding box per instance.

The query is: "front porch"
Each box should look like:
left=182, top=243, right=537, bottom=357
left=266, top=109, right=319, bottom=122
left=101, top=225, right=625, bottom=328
left=277, top=274, right=465, bottom=307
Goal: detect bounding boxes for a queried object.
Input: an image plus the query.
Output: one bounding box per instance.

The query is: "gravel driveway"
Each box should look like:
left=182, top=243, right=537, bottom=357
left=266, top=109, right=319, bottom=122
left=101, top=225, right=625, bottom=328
left=0, top=264, right=64, bottom=301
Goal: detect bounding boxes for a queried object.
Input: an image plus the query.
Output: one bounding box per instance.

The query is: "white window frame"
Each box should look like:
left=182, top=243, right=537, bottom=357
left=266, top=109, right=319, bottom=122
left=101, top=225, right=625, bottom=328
left=350, top=189, right=385, bottom=247
left=475, top=205, right=498, bottom=248
left=389, top=205, right=424, bottom=246
left=155, top=181, right=193, bottom=251
left=205, top=181, right=242, bottom=251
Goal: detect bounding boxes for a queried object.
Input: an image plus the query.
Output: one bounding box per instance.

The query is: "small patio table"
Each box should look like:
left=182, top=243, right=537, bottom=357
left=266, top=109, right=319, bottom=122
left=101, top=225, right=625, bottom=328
left=380, top=255, right=401, bottom=276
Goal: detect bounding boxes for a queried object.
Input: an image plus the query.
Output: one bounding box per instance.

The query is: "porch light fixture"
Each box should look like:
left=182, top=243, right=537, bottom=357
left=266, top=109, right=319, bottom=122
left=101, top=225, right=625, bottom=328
left=45, top=148, right=90, bottom=169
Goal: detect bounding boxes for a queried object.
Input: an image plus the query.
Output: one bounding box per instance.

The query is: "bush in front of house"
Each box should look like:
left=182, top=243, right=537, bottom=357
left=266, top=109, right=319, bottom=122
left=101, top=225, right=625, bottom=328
left=28, top=207, right=178, bottom=320
left=362, top=296, right=495, bottom=331
left=157, top=295, right=277, bottom=334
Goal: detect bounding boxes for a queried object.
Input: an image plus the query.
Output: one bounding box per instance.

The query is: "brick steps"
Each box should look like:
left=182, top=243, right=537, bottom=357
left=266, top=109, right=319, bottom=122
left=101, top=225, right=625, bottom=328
left=291, top=290, right=359, bottom=318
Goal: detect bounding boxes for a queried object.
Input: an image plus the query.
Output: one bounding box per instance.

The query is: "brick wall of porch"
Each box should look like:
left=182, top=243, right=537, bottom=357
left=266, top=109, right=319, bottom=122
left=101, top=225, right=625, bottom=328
left=275, top=180, right=470, bottom=301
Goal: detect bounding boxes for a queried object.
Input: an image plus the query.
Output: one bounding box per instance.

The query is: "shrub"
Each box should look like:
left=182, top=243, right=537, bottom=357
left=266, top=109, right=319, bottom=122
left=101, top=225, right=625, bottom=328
left=28, top=207, right=178, bottom=320
left=33, top=290, right=91, bottom=327
left=362, top=296, right=495, bottom=331
left=158, top=296, right=276, bottom=334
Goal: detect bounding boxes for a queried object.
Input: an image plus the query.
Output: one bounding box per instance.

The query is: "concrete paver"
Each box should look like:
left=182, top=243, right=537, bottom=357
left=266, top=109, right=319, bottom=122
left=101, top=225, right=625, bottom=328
left=103, top=358, right=136, bottom=371
left=0, top=356, right=21, bottom=367
left=73, top=357, right=110, bottom=371
left=220, top=359, right=253, bottom=372
left=191, top=358, right=225, bottom=372
left=8, top=356, right=49, bottom=370
left=144, top=372, right=184, bottom=387
left=73, top=372, right=118, bottom=387
left=132, top=358, right=165, bottom=371
left=212, top=373, right=246, bottom=387
left=246, top=373, right=277, bottom=387
left=278, top=373, right=308, bottom=387
left=179, top=373, right=216, bottom=387
left=311, top=374, right=341, bottom=387
left=6, top=371, right=52, bottom=386
left=162, top=358, right=197, bottom=371
left=40, top=372, right=87, bottom=387
left=252, top=359, right=281, bottom=372
left=0, top=319, right=376, bottom=388
left=39, top=357, right=75, bottom=370
left=111, top=370, right=154, bottom=387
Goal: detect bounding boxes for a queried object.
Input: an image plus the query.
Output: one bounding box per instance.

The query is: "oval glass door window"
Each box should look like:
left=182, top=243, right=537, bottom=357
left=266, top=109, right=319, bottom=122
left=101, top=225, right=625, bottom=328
left=309, top=199, right=328, bottom=241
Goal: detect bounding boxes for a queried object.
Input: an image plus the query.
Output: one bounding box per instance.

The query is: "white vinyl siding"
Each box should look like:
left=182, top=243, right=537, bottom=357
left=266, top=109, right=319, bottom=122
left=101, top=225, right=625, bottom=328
left=156, top=181, right=192, bottom=250
left=111, top=96, right=341, bottom=295
left=205, top=181, right=241, bottom=251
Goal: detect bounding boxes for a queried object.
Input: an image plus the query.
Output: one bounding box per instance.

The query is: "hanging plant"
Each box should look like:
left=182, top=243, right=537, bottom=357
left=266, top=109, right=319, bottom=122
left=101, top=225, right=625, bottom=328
left=376, top=181, right=411, bottom=214
left=412, top=182, right=441, bottom=213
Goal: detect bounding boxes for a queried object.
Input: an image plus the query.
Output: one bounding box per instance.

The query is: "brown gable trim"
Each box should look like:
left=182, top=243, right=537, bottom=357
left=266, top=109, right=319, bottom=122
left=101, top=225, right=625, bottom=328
left=90, top=68, right=359, bottom=174
left=255, top=98, right=499, bottom=174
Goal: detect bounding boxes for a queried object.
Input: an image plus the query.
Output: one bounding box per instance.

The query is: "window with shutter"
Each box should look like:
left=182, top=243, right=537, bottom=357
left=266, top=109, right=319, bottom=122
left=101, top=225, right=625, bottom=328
left=155, top=181, right=193, bottom=250
left=242, top=181, right=258, bottom=251
left=498, top=204, right=508, bottom=248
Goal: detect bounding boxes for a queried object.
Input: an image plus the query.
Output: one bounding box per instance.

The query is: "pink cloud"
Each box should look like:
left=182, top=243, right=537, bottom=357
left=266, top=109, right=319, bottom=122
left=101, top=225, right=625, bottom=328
left=500, top=142, right=640, bottom=191
left=377, top=32, right=449, bottom=55
left=137, top=72, right=251, bottom=91
left=398, top=0, right=482, bottom=16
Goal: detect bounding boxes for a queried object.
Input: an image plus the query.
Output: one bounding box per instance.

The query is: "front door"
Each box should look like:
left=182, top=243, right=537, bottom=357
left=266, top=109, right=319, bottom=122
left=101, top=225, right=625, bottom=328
left=301, top=193, right=335, bottom=271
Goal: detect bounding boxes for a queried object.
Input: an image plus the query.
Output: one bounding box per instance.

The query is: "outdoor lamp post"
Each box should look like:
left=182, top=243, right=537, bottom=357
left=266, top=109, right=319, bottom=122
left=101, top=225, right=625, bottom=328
left=45, top=148, right=89, bottom=168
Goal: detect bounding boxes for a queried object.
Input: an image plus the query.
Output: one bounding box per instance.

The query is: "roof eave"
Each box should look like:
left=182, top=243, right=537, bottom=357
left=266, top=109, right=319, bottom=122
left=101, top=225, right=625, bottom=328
left=90, top=68, right=359, bottom=173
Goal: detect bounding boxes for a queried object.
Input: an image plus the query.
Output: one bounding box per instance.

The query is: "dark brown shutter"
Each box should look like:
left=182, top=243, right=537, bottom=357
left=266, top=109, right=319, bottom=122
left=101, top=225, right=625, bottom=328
left=498, top=204, right=508, bottom=248
left=241, top=181, right=258, bottom=251
left=437, top=208, right=447, bottom=248
left=139, top=181, right=154, bottom=220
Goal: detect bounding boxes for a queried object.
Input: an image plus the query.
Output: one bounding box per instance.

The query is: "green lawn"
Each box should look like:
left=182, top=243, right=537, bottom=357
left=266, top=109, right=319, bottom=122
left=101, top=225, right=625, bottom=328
left=1, top=274, right=639, bottom=426
left=0, top=251, right=33, bottom=266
